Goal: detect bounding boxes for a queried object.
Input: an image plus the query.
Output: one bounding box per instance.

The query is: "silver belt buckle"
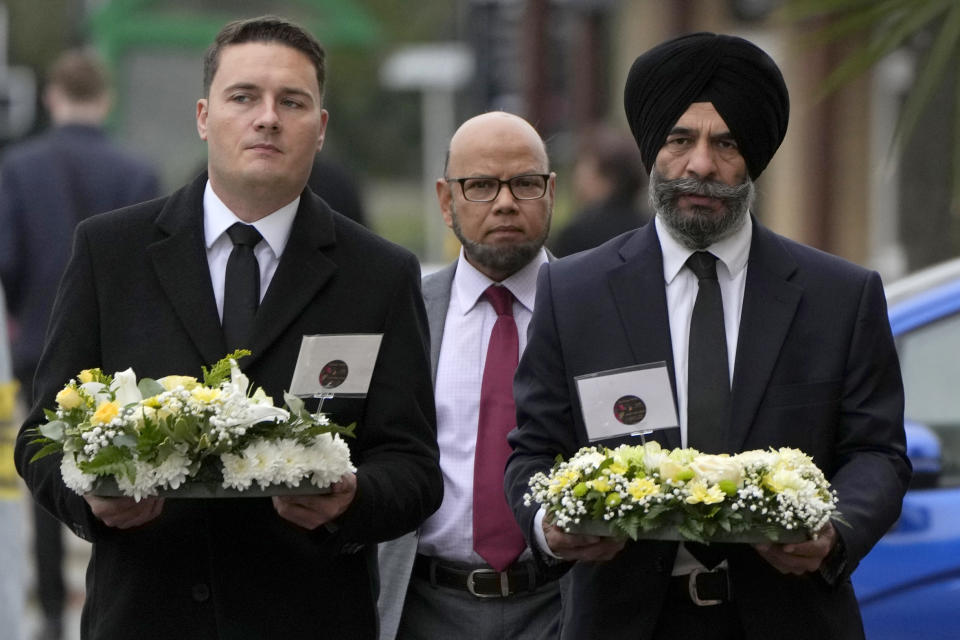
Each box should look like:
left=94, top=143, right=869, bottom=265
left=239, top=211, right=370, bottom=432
left=467, top=568, right=510, bottom=598
left=688, top=568, right=722, bottom=606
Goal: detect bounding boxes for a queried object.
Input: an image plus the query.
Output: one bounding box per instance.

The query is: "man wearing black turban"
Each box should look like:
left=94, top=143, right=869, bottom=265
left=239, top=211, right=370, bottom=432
left=505, top=32, right=909, bottom=639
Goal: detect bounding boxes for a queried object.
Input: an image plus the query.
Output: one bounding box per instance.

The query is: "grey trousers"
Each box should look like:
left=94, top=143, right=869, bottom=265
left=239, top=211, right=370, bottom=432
left=396, top=573, right=561, bottom=640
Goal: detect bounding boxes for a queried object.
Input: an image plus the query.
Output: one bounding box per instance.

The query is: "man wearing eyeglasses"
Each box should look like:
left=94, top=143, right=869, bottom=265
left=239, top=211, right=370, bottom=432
left=378, top=111, right=562, bottom=640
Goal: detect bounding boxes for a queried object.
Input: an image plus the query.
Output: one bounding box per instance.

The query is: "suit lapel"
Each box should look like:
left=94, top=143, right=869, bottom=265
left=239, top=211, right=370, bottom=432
left=148, top=176, right=226, bottom=366
left=421, top=262, right=457, bottom=383
left=729, top=222, right=802, bottom=451
left=606, top=225, right=681, bottom=449
left=244, top=190, right=337, bottom=369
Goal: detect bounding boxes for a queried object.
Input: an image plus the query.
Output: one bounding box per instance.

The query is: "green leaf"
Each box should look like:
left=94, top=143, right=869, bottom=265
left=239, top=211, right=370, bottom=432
left=112, top=433, right=138, bottom=449
left=202, top=349, right=251, bottom=387
left=676, top=522, right=706, bottom=544
left=617, top=514, right=642, bottom=541
left=892, top=1, right=960, bottom=148
left=39, top=421, right=66, bottom=441
left=137, top=378, right=165, bottom=398
left=172, top=417, right=199, bottom=445
left=784, top=0, right=960, bottom=204
left=78, top=447, right=136, bottom=481
left=29, top=441, right=64, bottom=463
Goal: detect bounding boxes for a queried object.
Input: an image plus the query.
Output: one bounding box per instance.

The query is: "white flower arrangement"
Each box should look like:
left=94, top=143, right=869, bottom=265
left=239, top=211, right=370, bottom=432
left=28, top=351, right=356, bottom=501
left=524, top=441, right=841, bottom=543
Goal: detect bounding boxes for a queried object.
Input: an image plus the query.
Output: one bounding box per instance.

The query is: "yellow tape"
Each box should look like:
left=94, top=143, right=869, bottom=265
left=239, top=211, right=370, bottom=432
left=0, top=381, right=22, bottom=500
left=0, top=380, right=18, bottom=421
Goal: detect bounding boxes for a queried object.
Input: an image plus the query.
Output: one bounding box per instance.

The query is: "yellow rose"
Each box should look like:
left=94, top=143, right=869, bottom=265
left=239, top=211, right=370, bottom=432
left=159, top=375, right=199, bottom=391
left=190, top=387, right=221, bottom=404
left=55, top=387, right=84, bottom=410
left=78, top=369, right=96, bottom=384
left=685, top=480, right=725, bottom=505
left=91, top=401, right=119, bottom=425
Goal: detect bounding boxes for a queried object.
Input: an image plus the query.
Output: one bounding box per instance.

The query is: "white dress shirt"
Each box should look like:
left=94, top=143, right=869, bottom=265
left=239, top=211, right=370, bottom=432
left=203, top=180, right=299, bottom=320
left=657, top=214, right=752, bottom=574
left=417, top=247, right=549, bottom=564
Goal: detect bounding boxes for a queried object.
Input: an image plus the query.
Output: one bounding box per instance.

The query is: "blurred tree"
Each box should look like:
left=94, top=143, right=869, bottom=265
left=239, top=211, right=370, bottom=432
left=783, top=0, right=960, bottom=214
left=322, top=0, right=457, bottom=178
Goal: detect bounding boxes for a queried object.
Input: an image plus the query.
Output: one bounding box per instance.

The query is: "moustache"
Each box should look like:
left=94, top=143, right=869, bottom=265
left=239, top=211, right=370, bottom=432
left=658, top=176, right=750, bottom=201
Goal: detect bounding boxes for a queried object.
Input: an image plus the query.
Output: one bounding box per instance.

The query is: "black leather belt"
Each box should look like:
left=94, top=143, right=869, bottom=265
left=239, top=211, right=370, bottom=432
left=668, top=568, right=732, bottom=606
left=413, top=554, right=565, bottom=598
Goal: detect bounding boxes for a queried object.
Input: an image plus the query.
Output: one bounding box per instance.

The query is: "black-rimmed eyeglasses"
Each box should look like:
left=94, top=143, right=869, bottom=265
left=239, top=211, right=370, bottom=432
left=446, top=174, right=549, bottom=202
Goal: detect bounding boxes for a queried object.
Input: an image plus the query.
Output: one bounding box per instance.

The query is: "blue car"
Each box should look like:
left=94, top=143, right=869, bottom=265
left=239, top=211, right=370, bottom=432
left=852, top=257, right=960, bottom=638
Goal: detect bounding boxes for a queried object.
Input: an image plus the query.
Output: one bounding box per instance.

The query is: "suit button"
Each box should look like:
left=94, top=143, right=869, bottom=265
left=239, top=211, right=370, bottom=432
left=192, top=583, right=210, bottom=602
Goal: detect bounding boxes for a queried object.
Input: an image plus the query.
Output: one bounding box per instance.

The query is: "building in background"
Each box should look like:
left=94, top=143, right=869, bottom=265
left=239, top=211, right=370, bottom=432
left=0, top=0, right=954, bottom=284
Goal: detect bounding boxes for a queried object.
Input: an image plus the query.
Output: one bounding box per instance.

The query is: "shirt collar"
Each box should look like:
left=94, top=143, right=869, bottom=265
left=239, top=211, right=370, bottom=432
left=203, top=180, right=300, bottom=258
left=655, top=213, right=752, bottom=284
left=452, top=247, right=549, bottom=315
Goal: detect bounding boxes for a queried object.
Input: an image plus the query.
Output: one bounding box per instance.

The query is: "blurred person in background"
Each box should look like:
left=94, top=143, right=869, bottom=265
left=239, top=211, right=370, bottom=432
left=0, top=286, right=24, bottom=640
left=307, top=154, right=368, bottom=228
left=550, top=124, right=650, bottom=257
left=378, top=111, right=563, bottom=640
left=0, top=48, right=159, bottom=640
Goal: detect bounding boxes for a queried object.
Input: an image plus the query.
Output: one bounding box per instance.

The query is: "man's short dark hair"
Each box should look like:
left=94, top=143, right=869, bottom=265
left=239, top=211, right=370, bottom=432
left=47, top=50, right=109, bottom=103
left=203, top=15, right=326, bottom=98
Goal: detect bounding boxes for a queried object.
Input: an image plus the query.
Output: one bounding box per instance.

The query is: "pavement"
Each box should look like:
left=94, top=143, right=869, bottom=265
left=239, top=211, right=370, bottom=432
left=12, top=494, right=87, bottom=640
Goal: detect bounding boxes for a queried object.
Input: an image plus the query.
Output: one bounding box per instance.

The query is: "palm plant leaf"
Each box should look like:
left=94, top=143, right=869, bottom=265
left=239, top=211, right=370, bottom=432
left=783, top=0, right=960, bottom=210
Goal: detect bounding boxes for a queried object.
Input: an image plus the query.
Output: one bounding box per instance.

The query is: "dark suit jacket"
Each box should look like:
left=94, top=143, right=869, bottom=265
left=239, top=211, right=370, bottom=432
left=0, top=124, right=159, bottom=393
left=505, top=219, right=910, bottom=640
left=14, top=174, right=442, bottom=640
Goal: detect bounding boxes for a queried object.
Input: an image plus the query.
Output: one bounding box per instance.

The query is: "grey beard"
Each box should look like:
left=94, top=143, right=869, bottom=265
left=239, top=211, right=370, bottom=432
left=649, top=170, right=754, bottom=250
left=451, top=208, right=549, bottom=278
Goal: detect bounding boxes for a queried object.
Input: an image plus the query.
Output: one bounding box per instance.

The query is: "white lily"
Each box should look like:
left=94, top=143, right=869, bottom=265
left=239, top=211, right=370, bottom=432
left=111, top=368, right=142, bottom=407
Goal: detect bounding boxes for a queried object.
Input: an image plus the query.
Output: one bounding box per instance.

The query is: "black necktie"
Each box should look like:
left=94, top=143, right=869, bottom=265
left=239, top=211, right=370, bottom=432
left=685, top=251, right=731, bottom=569
left=686, top=251, right=730, bottom=454
left=222, top=222, right=263, bottom=351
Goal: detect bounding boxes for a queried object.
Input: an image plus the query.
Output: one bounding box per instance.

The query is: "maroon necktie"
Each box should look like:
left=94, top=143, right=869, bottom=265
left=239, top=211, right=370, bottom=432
left=473, top=284, right=525, bottom=571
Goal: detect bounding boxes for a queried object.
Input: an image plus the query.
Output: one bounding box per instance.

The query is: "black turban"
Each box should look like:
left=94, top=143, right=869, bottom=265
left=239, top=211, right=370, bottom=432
left=623, top=32, right=789, bottom=180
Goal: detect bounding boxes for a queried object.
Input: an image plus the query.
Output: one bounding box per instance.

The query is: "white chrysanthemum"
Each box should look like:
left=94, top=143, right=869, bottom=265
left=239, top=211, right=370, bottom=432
left=306, top=434, right=356, bottom=489
left=60, top=455, right=95, bottom=494
left=114, top=460, right=162, bottom=502
left=221, top=452, right=256, bottom=490
left=272, top=438, right=311, bottom=487
left=151, top=451, right=192, bottom=490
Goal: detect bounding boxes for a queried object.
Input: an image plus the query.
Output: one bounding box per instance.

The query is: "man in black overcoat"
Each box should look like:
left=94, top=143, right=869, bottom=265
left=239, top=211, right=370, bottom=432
left=15, top=16, right=441, bottom=640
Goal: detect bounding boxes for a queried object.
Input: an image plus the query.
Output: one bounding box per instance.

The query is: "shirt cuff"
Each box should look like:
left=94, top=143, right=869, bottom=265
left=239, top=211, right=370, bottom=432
left=534, top=507, right=563, bottom=560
